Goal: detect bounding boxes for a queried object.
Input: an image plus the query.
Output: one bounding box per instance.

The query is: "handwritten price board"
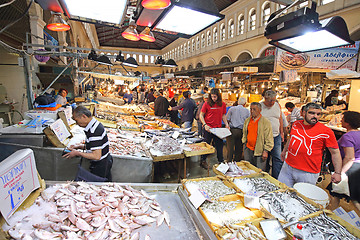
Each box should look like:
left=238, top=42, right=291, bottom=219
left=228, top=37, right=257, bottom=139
left=0, top=149, right=40, bottom=222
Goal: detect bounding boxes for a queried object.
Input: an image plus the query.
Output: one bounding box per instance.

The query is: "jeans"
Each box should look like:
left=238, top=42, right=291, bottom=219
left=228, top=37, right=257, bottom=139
left=226, top=128, right=243, bottom=161
left=201, top=130, right=224, bottom=163
left=244, top=146, right=266, bottom=171
left=278, top=161, right=319, bottom=188
left=197, top=120, right=203, bottom=137
left=266, top=134, right=283, bottom=179
left=183, top=121, right=193, bottom=130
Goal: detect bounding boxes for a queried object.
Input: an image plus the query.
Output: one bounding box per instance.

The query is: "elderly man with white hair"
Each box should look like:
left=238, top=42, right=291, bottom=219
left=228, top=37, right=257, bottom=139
left=226, top=97, right=250, bottom=161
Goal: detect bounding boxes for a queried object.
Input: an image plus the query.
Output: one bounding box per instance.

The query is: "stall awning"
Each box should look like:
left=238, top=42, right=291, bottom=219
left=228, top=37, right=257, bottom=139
left=326, top=69, right=360, bottom=80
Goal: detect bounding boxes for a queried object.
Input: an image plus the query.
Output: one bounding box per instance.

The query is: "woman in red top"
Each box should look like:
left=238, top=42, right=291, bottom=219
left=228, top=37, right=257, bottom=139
left=199, top=88, right=230, bottom=169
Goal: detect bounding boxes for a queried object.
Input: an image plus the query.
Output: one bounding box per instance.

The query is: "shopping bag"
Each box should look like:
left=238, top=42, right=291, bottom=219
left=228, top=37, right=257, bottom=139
left=331, top=172, right=350, bottom=196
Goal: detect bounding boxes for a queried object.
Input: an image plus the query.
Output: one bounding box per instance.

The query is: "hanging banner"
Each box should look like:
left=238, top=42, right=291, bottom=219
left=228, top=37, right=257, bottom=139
left=274, top=41, right=359, bottom=72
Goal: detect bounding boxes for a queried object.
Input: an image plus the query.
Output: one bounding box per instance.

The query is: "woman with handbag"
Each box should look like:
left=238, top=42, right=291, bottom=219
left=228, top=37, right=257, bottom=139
left=63, top=106, right=112, bottom=181
left=327, top=111, right=360, bottom=211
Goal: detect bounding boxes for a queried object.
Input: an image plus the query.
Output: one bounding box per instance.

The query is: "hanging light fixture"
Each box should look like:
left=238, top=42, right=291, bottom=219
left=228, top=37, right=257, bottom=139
left=122, top=20, right=140, bottom=41
left=123, top=57, right=139, bottom=68
left=141, top=0, right=171, bottom=10
left=139, top=27, right=155, bottom=42
left=46, top=12, right=70, bottom=31
left=162, top=59, right=177, bottom=67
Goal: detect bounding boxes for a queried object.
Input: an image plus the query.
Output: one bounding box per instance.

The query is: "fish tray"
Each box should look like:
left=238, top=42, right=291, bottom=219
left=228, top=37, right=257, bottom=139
left=212, top=160, right=262, bottom=178
left=198, top=194, right=264, bottom=234
left=151, top=152, right=185, bottom=162
left=229, top=172, right=289, bottom=194
left=214, top=217, right=293, bottom=240
left=95, top=117, right=118, bottom=129
left=181, top=176, right=236, bottom=198
left=259, top=188, right=322, bottom=223
left=295, top=210, right=360, bottom=239
left=184, top=142, right=215, bottom=157
left=119, top=125, right=143, bottom=132
left=0, top=173, right=46, bottom=239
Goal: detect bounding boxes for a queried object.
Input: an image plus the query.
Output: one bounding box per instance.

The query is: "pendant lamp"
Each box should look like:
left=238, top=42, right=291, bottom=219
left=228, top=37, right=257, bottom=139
left=139, top=27, right=155, bottom=42
left=46, top=12, right=70, bottom=31
left=122, top=21, right=140, bottom=41
left=141, top=0, right=171, bottom=10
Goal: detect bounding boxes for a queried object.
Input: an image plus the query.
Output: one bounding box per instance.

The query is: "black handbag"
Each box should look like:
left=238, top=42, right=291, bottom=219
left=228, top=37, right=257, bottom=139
left=75, top=158, right=108, bottom=182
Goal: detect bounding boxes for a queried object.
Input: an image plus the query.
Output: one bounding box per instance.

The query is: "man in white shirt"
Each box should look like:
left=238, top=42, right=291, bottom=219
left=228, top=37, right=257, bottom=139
left=260, top=90, right=284, bottom=179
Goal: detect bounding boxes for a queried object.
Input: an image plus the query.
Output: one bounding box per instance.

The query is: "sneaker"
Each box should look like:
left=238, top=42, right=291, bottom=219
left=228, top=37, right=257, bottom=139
left=200, top=161, right=209, bottom=169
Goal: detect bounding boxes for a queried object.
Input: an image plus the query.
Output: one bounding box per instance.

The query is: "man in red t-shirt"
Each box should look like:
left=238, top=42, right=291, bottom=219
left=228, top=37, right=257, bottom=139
left=279, top=103, right=342, bottom=187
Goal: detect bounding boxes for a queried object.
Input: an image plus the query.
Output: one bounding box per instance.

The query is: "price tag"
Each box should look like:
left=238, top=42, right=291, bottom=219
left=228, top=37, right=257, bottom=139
left=0, top=149, right=40, bottom=222
left=172, top=131, right=180, bottom=139
left=216, top=162, right=229, bottom=174
left=189, top=189, right=212, bottom=209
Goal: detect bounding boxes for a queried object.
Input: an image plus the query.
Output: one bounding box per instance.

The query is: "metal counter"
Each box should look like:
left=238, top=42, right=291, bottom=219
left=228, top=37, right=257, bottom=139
left=44, top=182, right=217, bottom=240
left=0, top=142, right=153, bottom=182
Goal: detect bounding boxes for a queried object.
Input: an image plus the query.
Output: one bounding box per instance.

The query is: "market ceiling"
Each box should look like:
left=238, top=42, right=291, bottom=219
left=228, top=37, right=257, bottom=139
left=96, top=0, right=239, bottom=50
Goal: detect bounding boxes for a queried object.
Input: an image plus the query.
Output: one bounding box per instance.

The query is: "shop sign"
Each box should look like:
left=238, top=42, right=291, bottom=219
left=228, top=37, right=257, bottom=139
left=274, top=41, right=359, bottom=72
left=0, top=149, right=40, bottom=222
left=50, top=119, right=71, bottom=143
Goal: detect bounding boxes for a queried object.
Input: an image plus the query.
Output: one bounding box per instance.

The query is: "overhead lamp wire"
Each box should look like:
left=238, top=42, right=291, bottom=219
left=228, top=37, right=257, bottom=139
left=0, top=0, right=34, bottom=34
left=0, top=0, right=17, bottom=8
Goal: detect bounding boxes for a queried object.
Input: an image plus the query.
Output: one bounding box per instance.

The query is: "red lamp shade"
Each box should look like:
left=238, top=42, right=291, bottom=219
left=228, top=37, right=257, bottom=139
left=139, top=27, right=155, bottom=42
left=46, top=12, right=70, bottom=31
left=122, top=25, right=140, bottom=41
left=141, top=0, right=171, bottom=10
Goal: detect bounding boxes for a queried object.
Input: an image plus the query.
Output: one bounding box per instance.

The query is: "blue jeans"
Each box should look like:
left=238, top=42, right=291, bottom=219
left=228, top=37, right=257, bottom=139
left=266, top=134, right=283, bottom=179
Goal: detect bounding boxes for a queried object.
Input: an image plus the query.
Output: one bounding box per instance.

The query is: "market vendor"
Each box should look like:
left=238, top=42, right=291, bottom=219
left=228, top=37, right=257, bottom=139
left=199, top=88, right=230, bottom=169
left=55, top=88, right=68, bottom=106
left=123, top=90, right=133, bottom=104
left=169, top=90, right=196, bottom=129
left=154, top=90, right=169, bottom=117
left=63, top=106, right=113, bottom=181
left=324, top=90, right=345, bottom=109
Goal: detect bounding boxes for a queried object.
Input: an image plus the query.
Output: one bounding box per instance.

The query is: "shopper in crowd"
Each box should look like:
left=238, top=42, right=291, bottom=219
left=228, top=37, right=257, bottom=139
left=168, top=85, right=175, bottom=99
left=226, top=97, right=250, bottom=161
left=285, top=102, right=303, bottom=128
left=324, top=90, right=339, bottom=108
left=199, top=88, right=230, bottom=169
left=169, top=94, right=180, bottom=125
left=63, top=106, right=113, bottom=181
left=118, top=86, right=126, bottom=97
left=169, top=90, right=196, bottom=129
left=147, top=88, right=156, bottom=103
left=242, top=102, right=274, bottom=170
left=278, top=103, right=342, bottom=187
left=327, top=111, right=360, bottom=212
left=123, top=90, right=133, bottom=104
left=196, top=93, right=209, bottom=137
left=55, top=88, right=68, bottom=106
left=201, top=86, right=209, bottom=94
left=154, top=90, right=169, bottom=117
left=139, top=87, right=146, bottom=104
left=132, top=87, right=138, bottom=104
left=260, top=90, right=284, bottom=179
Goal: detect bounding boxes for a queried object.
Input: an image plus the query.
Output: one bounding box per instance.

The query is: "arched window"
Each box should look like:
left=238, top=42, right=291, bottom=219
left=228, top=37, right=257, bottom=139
left=195, top=36, right=200, bottom=50
left=192, top=39, right=195, bottom=52
left=249, top=9, right=256, bottom=31
left=188, top=41, right=191, bottom=53
left=321, top=0, right=335, bottom=5
left=213, top=27, right=218, bottom=43
left=184, top=43, right=187, bottom=55
left=138, top=55, right=143, bottom=63
left=220, top=23, right=226, bottom=41
left=238, top=15, right=245, bottom=34
left=150, top=55, right=154, bottom=63
left=262, top=2, right=271, bottom=26
left=196, top=62, right=203, bottom=68
left=201, top=34, right=205, bottom=48
left=219, top=56, right=231, bottom=64
left=172, top=49, right=174, bottom=59
left=177, top=47, right=180, bottom=59
left=180, top=45, right=183, bottom=57
left=207, top=30, right=211, bottom=46
left=277, top=4, right=287, bottom=13
left=174, top=49, right=177, bottom=59
left=188, top=65, right=193, bottom=70
left=144, top=55, right=148, bottom=63
left=181, top=66, right=185, bottom=71
left=228, top=19, right=234, bottom=38
left=126, top=54, right=130, bottom=59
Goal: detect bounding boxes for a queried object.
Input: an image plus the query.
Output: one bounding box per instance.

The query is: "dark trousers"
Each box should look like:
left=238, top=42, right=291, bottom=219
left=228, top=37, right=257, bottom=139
left=226, top=128, right=243, bottom=161
left=90, top=154, right=113, bottom=181
left=201, top=129, right=224, bottom=163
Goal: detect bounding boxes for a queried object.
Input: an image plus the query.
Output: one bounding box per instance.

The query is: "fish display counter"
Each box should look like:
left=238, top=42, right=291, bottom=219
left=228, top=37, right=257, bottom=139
left=1, top=182, right=218, bottom=240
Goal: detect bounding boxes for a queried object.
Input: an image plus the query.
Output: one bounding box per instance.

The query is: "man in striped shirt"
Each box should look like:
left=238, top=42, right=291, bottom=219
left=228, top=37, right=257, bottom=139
left=285, top=102, right=303, bottom=128
left=63, top=106, right=112, bottom=181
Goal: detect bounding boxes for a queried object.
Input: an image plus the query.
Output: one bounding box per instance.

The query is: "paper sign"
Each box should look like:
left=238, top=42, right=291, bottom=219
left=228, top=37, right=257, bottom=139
left=50, top=119, right=71, bottom=143
left=189, top=189, right=206, bottom=209
left=244, top=191, right=266, bottom=209
left=216, top=162, right=229, bottom=174
left=0, top=149, right=40, bottom=222
left=172, top=131, right=180, bottom=139
left=63, top=107, right=76, bottom=125
left=210, top=128, right=232, bottom=139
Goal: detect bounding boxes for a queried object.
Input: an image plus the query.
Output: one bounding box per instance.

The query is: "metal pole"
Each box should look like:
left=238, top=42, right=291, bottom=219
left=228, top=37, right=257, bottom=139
left=41, top=58, right=76, bottom=95
left=22, top=54, right=34, bottom=110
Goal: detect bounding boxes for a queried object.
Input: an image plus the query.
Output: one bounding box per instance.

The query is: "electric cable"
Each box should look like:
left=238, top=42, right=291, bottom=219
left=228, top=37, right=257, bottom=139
left=0, top=0, right=17, bottom=8
left=0, top=0, right=34, bottom=34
